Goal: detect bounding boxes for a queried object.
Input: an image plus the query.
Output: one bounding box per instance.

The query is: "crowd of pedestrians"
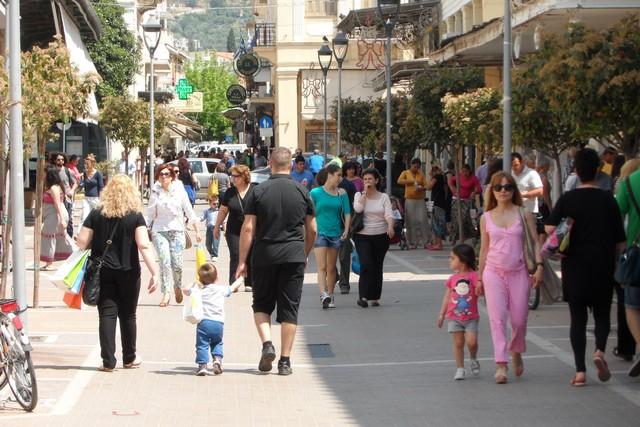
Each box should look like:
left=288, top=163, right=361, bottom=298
left=40, top=144, right=640, bottom=385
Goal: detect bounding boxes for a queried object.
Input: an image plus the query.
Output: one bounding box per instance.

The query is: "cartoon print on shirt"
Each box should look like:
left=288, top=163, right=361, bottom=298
left=451, top=279, right=473, bottom=317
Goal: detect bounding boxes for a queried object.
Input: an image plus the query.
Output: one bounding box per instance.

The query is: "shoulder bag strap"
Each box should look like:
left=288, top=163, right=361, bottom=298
left=236, top=190, right=245, bottom=216
left=101, top=221, right=119, bottom=259
left=624, top=178, right=640, bottom=245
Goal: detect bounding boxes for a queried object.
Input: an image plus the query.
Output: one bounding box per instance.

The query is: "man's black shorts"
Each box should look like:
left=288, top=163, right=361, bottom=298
left=252, top=262, right=305, bottom=324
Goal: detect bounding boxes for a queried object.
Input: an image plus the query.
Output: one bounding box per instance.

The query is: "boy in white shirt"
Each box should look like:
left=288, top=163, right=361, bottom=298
left=183, top=262, right=243, bottom=376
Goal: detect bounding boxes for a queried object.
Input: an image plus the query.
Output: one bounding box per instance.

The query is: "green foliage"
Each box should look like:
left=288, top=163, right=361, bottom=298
left=85, top=0, right=141, bottom=104
left=411, top=67, right=484, bottom=153
left=443, top=88, right=502, bottom=158
left=330, top=97, right=374, bottom=154
left=184, top=55, right=237, bottom=139
left=534, top=17, right=640, bottom=156
left=100, top=96, right=173, bottom=161
left=226, top=28, right=237, bottom=53
left=170, top=6, right=251, bottom=52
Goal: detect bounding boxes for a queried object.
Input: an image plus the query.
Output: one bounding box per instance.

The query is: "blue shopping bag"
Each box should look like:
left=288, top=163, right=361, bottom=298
left=351, top=244, right=361, bottom=275
left=69, top=256, right=89, bottom=295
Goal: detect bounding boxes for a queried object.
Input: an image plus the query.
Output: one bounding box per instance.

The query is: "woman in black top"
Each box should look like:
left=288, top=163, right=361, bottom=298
left=77, top=175, right=159, bottom=371
left=178, top=157, right=198, bottom=206
left=214, top=164, right=256, bottom=290
left=426, top=164, right=447, bottom=250
left=545, top=149, right=626, bottom=387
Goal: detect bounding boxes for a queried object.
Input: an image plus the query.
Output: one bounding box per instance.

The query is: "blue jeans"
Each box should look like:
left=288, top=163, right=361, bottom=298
left=196, top=319, right=224, bottom=364
left=205, top=225, right=220, bottom=258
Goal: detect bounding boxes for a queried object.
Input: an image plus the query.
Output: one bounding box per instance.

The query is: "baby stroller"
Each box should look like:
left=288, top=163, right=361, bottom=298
left=389, top=197, right=409, bottom=250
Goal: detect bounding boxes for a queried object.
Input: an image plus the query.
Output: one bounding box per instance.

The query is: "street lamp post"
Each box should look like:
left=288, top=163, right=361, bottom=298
left=143, top=15, right=162, bottom=193
left=377, top=0, right=401, bottom=194
left=317, top=37, right=333, bottom=163
left=332, top=31, right=349, bottom=158
left=502, top=0, right=512, bottom=172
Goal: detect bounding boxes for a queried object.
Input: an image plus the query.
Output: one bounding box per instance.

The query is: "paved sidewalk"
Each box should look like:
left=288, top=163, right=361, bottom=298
left=0, top=201, right=639, bottom=426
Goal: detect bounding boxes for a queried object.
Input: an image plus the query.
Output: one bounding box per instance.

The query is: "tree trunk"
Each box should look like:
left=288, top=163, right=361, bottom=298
left=33, top=135, right=46, bottom=308
left=552, top=152, right=563, bottom=204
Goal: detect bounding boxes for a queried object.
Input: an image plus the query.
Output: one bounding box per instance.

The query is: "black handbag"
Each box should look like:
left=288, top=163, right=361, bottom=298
left=83, top=222, right=119, bottom=306
left=615, top=178, right=640, bottom=288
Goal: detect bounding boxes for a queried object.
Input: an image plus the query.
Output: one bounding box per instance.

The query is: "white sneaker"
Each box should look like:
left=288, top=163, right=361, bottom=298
left=328, top=295, right=335, bottom=308
left=454, top=368, right=466, bottom=380
left=321, top=292, right=331, bottom=309
left=470, top=359, right=480, bottom=376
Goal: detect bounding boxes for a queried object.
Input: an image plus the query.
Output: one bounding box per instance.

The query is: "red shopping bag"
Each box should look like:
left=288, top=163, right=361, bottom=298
left=63, top=285, right=83, bottom=309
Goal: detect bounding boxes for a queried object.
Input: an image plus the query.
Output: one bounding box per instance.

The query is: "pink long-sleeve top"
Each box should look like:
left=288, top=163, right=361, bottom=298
left=353, top=191, right=393, bottom=235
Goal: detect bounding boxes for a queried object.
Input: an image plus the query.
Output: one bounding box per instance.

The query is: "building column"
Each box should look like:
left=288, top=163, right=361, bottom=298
left=275, top=70, right=299, bottom=151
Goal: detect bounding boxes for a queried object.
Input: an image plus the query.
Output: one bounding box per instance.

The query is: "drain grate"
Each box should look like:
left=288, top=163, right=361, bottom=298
left=307, top=343, right=334, bottom=358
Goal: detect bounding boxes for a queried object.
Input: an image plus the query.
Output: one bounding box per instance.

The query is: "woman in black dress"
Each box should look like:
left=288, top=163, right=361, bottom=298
left=426, top=164, right=447, bottom=250
left=545, top=148, right=626, bottom=387
left=214, top=164, right=256, bottom=291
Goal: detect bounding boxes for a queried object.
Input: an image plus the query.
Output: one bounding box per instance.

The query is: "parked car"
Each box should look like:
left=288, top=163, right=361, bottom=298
left=170, top=158, right=219, bottom=200
left=250, top=167, right=271, bottom=184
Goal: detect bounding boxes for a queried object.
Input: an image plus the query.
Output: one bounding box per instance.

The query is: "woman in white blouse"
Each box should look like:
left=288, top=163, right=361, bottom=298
left=353, top=168, right=395, bottom=308
left=146, top=164, right=202, bottom=306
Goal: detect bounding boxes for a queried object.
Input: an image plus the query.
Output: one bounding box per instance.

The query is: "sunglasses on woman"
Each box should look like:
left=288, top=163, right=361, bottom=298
left=159, top=171, right=171, bottom=177
left=493, top=184, right=515, bottom=192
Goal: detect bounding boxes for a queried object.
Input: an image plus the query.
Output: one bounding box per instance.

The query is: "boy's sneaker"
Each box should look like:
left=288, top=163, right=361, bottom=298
left=195, top=364, right=210, bottom=376
left=258, top=342, right=276, bottom=373
left=278, top=359, right=292, bottom=376
left=211, top=257, right=218, bottom=263
left=470, top=359, right=480, bottom=376
left=454, top=368, right=466, bottom=380
left=212, top=357, right=223, bottom=375
left=321, top=292, right=331, bottom=309
left=328, top=295, right=336, bottom=308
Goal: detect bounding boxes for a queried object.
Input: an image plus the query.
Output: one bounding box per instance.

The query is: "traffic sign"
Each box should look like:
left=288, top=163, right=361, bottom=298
left=226, top=85, right=247, bottom=105
left=175, top=78, right=193, bottom=100
left=234, top=53, right=261, bottom=77
left=259, top=115, right=273, bottom=129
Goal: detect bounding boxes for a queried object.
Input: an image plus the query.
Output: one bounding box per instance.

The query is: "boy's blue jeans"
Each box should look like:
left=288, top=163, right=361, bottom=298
left=196, top=319, right=224, bottom=364
left=206, top=225, right=220, bottom=258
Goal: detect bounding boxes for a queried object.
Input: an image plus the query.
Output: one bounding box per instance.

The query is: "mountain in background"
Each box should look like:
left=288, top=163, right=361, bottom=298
left=170, top=0, right=253, bottom=52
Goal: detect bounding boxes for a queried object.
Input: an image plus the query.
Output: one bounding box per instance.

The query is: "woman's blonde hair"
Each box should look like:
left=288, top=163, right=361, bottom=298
left=229, top=164, right=251, bottom=184
left=484, top=171, right=523, bottom=212
left=100, top=174, right=142, bottom=218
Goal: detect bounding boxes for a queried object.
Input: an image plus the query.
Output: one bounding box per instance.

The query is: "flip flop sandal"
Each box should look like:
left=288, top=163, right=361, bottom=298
left=512, top=353, right=524, bottom=377
left=593, top=354, right=611, bottom=382
left=570, top=374, right=586, bottom=387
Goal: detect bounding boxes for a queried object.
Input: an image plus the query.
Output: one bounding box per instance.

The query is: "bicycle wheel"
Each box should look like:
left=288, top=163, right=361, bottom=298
left=528, top=286, right=540, bottom=310
left=2, top=322, right=37, bottom=411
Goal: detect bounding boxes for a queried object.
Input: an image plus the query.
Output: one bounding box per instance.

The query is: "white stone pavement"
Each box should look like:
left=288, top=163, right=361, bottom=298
left=0, top=200, right=638, bottom=426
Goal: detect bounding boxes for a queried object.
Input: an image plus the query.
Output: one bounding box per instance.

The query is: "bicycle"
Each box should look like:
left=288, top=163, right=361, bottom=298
left=0, top=299, right=37, bottom=411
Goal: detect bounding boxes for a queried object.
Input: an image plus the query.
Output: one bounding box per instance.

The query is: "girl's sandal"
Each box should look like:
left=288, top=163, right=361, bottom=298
left=159, top=293, right=170, bottom=307
left=570, top=373, right=586, bottom=387
left=593, top=353, right=611, bottom=382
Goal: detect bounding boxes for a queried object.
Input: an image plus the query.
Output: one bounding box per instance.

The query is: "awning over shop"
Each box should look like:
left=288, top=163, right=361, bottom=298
left=337, top=1, right=440, bottom=34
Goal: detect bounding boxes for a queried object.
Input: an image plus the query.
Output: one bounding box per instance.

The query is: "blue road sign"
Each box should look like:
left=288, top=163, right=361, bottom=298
left=259, top=115, right=273, bottom=129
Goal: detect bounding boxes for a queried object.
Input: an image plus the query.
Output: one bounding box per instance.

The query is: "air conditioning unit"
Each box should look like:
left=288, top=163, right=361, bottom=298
left=258, top=84, right=273, bottom=97
left=442, top=32, right=460, bottom=40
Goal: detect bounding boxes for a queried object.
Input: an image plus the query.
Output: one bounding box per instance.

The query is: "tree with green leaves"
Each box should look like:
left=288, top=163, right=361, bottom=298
left=330, top=97, right=374, bottom=156
left=411, top=66, right=484, bottom=155
left=100, top=95, right=173, bottom=174
left=21, top=38, right=97, bottom=307
left=537, top=17, right=640, bottom=157
left=226, top=28, right=237, bottom=53
left=84, top=0, right=141, bottom=105
left=184, top=55, right=237, bottom=140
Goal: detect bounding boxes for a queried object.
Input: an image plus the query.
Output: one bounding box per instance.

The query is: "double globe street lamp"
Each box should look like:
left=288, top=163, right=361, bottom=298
left=142, top=14, right=162, bottom=195
left=332, top=32, right=349, bottom=158
left=317, top=36, right=333, bottom=162
left=376, top=0, right=401, bottom=194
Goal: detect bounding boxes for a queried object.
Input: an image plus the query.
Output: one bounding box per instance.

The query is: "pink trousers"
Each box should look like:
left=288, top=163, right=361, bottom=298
left=483, top=266, right=530, bottom=363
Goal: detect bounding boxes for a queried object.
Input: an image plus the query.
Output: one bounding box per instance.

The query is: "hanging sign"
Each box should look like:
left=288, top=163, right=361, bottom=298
left=175, top=78, right=194, bottom=100
left=226, top=85, right=247, bottom=105
left=234, top=53, right=261, bottom=77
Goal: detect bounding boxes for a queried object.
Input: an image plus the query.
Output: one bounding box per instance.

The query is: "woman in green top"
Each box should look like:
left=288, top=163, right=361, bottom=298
left=311, top=164, right=351, bottom=309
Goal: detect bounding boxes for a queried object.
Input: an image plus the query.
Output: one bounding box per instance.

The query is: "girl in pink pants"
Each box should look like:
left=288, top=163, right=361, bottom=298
left=478, top=172, right=542, bottom=384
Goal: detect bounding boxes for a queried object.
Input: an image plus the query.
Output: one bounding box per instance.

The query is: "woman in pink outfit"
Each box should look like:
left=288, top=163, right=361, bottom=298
left=478, top=172, right=543, bottom=384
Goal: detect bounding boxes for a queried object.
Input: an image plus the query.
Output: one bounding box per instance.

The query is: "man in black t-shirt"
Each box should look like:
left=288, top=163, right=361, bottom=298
left=236, top=147, right=317, bottom=376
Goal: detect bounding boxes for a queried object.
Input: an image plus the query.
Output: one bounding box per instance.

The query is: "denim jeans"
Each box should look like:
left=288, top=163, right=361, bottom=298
left=205, top=225, right=220, bottom=258
left=196, top=319, right=224, bottom=364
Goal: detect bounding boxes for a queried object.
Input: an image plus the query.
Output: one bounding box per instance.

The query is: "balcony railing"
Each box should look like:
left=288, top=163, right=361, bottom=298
left=254, top=23, right=276, bottom=47
left=305, top=0, right=337, bottom=18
